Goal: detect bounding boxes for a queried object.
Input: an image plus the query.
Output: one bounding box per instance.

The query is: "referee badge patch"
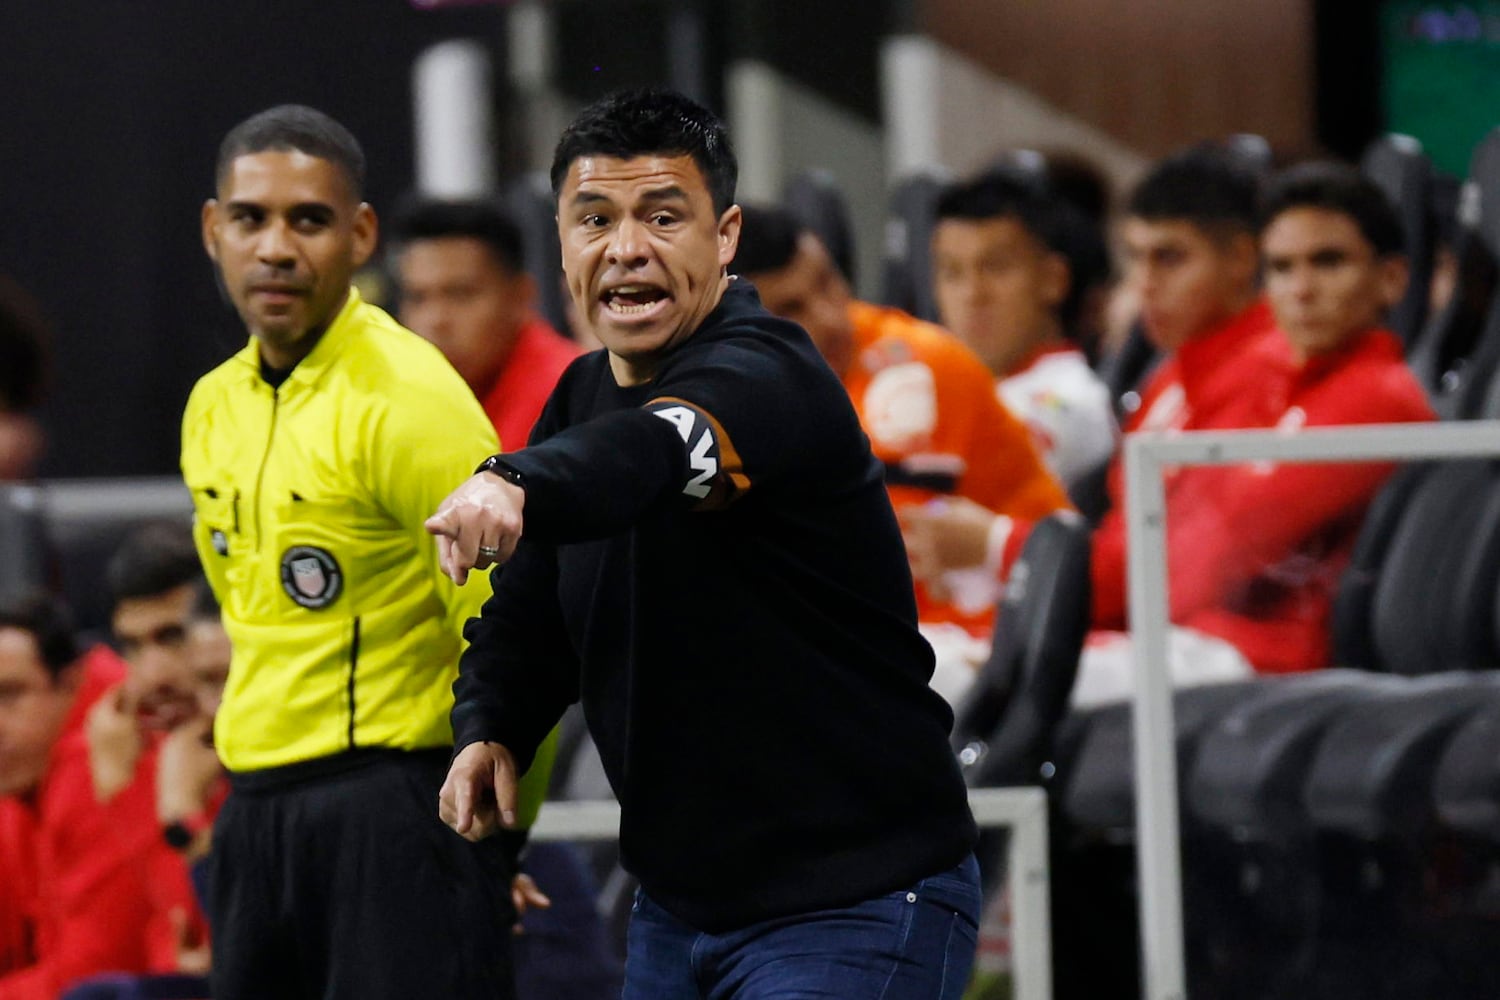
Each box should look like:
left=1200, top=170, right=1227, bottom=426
left=280, top=545, right=343, bottom=609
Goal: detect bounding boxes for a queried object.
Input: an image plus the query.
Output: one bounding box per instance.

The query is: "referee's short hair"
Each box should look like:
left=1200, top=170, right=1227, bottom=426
left=216, top=104, right=366, bottom=201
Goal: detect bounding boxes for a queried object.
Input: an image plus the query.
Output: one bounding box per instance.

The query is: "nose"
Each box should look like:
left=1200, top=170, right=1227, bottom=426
left=255, top=218, right=297, bottom=268
left=953, top=271, right=983, bottom=305
left=135, top=645, right=179, bottom=692
left=1282, top=264, right=1316, bottom=302
left=1132, top=262, right=1158, bottom=300
left=605, top=216, right=650, bottom=268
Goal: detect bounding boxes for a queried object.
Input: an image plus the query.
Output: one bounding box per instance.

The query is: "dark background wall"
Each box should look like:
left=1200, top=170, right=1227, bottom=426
left=0, top=1, right=505, bottom=478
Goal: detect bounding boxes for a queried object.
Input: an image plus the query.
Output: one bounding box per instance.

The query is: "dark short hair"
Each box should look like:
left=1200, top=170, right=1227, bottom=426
left=387, top=197, right=527, bottom=274
left=0, top=590, right=79, bottom=680
left=0, top=274, right=49, bottom=413
left=216, top=104, right=366, bottom=200
left=190, top=579, right=221, bottom=623
left=550, top=88, right=738, bottom=214
left=107, top=521, right=203, bottom=609
left=936, top=171, right=1065, bottom=247
left=731, top=203, right=805, bottom=277
left=1127, top=147, right=1260, bottom=236
left=1260, top=161, right=1406, bottom=258
left=934, top=171, right=1106, bottom=333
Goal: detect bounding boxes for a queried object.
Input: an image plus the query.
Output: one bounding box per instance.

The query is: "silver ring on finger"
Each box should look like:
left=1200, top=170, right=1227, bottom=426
left=477, top=545, right=501, bottom=559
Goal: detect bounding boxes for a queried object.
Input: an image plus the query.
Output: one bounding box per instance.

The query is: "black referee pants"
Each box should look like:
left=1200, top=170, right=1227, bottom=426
left=208, top=749, right=517, bottom=1000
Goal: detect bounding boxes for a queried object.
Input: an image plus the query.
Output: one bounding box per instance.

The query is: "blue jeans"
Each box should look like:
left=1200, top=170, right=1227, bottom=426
left=623, top=854, right=981, bottom=1000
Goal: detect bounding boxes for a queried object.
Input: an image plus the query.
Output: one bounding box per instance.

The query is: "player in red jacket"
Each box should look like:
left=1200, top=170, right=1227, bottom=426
left=0, top=594, right=168, bottom=1000
left=909, top=151, right=1432, bottom=702
left=390, top=197, right=581, bottom=452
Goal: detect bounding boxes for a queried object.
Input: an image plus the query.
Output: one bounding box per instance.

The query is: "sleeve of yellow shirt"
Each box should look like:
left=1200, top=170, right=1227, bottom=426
left=364, top=357, right=555, bottom=821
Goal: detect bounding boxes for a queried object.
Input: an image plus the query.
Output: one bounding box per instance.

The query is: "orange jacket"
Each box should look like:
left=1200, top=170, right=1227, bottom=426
left=844, top=301, right=1069, bottom=631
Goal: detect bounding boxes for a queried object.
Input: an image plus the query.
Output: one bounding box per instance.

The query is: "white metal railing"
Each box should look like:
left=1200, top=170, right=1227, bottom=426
left=1124, top=420, right=1500, bottom=1000
left=531, top=786, right=1052, bottom=1000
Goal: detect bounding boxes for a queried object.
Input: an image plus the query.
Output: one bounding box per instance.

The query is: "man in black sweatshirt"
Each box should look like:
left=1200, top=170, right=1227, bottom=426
left=427, top=88, right=980, bottom=1000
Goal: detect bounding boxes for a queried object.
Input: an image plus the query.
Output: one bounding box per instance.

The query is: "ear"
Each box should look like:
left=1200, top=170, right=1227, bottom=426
left=717, top=204, right=743, bottom=270
left=201, top=200, right=220, bottom=262
left=53, top=659, right=83, bottom=698
left=514, top=270, right=538, bottom=309
left=1039, top=251, right=1073, bottom=310
left=1378, top=255, right=1410, bottom=311
left=351, top=203, right=378, bottom=270
left=1224, top=231, right=1260, bottom=285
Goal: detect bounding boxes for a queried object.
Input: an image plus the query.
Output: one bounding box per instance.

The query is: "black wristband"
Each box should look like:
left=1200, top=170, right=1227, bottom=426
left=475, top=455, right=525, bottom=490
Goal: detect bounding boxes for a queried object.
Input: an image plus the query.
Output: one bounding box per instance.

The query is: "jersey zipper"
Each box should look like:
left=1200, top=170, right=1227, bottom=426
left=251, top=387, right=280, bottom=550
left=347, top=616, right=362, bottom=748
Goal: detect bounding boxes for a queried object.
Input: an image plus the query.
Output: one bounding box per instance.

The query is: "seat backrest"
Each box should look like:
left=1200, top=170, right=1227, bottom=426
left=1064, top=455, right=1113, bottom=524
left=0, top=484, right=48, bottom=600
left=1364, top=460, right=1500, bottom=674
left=41, top=478, right=194, bottom=643
left=1331, top=462, right=1432, bottom=669
left=879, top=171, right=947, bottom=322
left=1361, top=134, right=1436, bottom=347
left=1408, top=128, right=1500, bottom=416
left=1303, top=673, right=1500, bottom=841
left=954, top=511, right=1091, bottom=787
left=1433, top=695, right=1500, bottom=842
left=784, top=169, right=857, bottom=288
left=1094, top=320, right=1162, bottom=422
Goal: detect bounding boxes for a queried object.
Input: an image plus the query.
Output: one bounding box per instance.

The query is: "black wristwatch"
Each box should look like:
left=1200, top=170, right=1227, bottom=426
left=162, top=811, right=212, bottom=852
left=475, top=455, right=526, bottom=489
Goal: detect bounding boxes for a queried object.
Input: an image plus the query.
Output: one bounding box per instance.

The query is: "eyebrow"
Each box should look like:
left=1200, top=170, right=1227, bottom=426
left=639, top=185, right=690, bottom=204
left=224, top=199, right=337, bottom=217
left=568, top=185, right=691, bottom=210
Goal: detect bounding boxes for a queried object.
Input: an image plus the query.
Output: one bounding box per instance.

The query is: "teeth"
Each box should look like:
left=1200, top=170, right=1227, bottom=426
left=607, top=299, right=659, bottom=315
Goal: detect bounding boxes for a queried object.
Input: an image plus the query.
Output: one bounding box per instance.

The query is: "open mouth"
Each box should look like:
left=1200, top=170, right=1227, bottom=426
left=601, top=284, right=670, bottom=317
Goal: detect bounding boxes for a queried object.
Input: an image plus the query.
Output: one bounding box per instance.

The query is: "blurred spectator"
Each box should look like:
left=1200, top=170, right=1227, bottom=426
left=734, top=204, right=1070, bottom=700
left=389, top=197, right=582, bottom=452
left=87, top=524, right=205, bottom=801
left=931, top=170, right=1117, bottom=488
left=1078, top=160, right=1436, bottom=702
left=904, top=148, right=1276, bottom=696
left=0, top=275, right=50, bottom=481
left=908, top=153, right=1432, bottom=706
left=153, top=583, right=229, bottom=950
left=84, top=524, right=216, bottom=979
left=0, top=592, right=167, bottom=998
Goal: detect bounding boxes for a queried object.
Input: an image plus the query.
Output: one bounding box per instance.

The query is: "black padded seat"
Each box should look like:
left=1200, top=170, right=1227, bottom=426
left=1362, top=458, right=1500, bottom=677
left=1185, top=670, right=1404, bottom=837
left=1406, top=127, right=1500, bottom=417
left=1304, top=673, right=1500, bottom=842
left=1058, top=678, right=1266, bottom=834
left=953, top=511, right=1091, bottom=789
left=1434, top=694, right=1500, bottom=844
left=784, top=169, right=857, bottom=287
left=1361, top=134, right=1436, bottom=347
left=1093, top=320, right=1160, bottom=424
left=878, top=171, right=947, bottom=323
